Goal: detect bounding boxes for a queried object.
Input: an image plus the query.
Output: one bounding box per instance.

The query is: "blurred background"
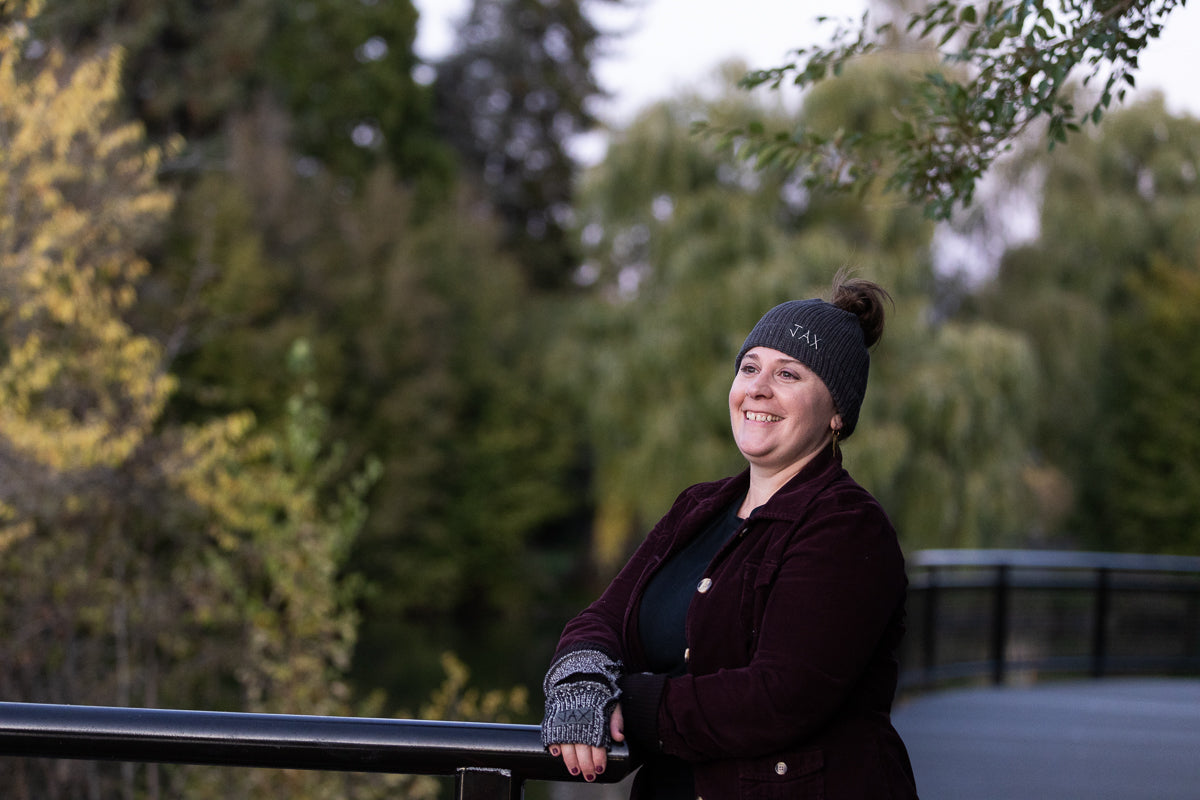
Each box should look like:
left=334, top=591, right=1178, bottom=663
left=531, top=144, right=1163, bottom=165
left=2, top=0, right=1198, bottom=797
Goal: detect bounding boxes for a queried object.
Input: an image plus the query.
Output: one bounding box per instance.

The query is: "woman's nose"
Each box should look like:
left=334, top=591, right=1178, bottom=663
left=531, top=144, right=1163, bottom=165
left=747, top=372, right=771, bottom=396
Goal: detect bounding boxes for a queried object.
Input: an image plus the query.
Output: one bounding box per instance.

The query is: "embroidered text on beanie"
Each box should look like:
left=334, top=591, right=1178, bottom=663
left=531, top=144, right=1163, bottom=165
left=734, top=299, right=870, bottom=438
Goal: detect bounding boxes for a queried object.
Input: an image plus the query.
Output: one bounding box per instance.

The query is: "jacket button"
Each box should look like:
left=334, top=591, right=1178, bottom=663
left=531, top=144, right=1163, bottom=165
left=775, top=761, right=788, bottom=775
left=697, top=578, right=712, bottom=593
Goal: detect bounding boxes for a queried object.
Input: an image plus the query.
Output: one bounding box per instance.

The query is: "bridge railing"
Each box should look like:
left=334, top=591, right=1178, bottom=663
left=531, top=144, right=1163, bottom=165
left=5, top=549, right=1199, bottom=792
left=0, top=701, right=631, bottom=799
left=899, top=549, right=1200, bottom=692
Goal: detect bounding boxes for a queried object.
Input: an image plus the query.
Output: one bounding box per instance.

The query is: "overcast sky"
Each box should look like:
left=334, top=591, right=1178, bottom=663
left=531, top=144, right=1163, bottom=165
left=412, top=0, right=1200, bottom=127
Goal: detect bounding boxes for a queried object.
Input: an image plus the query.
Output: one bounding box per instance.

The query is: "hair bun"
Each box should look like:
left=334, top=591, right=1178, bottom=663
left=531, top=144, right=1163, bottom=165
left=830, top=274, right=891, bottom=349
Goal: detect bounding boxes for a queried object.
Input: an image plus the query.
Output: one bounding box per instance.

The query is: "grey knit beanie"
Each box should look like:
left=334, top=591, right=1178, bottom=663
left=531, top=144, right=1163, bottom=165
left=734, top=299, right=870, bottom=438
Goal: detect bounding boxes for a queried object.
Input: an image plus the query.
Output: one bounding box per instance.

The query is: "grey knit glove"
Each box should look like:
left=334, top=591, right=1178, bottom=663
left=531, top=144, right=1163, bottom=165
left=540, top=648, right=623, bottom=748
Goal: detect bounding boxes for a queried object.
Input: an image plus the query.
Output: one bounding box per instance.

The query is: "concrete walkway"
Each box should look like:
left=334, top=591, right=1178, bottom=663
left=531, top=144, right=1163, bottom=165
left=891, top=678, right=1200, bottom=800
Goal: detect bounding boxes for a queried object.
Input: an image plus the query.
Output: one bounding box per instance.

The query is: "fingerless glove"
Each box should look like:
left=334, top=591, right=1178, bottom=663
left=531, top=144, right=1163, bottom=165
left=540, top=648, right=623, bottom=748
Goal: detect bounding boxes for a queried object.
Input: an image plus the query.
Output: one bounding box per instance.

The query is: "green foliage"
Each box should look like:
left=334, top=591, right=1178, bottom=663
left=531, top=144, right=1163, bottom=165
left=31, top=0, right=453, bottom=189
left=432, top=0, right=613, bottom=288
left=343, top=189, right=591, bottom=708
left=263, top=0, right=452, bottom=184
left=25, top=0, right=591, bottom=711
left=972, top=95, right=1200, bottom=551
left=0, top=27, right=391, bottom=797
left=31, top=0, right=278, bottom=136
left=704, top=0, right=1186, bottom=219
left=112, top=89, right=590, bottom=709
left=865, top=321, right=1040, bottom=548
left=564, top=69, right=1041, bottom=563
left=1096, top=262, right=1200, bottom=554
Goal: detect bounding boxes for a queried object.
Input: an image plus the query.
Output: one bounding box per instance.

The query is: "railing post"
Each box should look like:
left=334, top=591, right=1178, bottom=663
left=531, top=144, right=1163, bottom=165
left=1188, top=584, right=1200, bottom=666
left=456, top=767, right=521, bottom=800
left=922, top=566, right=939, bottom=683
left=990, top=564, right=1009, bottom=685
left=1091, top=567, right=1111, bottom=678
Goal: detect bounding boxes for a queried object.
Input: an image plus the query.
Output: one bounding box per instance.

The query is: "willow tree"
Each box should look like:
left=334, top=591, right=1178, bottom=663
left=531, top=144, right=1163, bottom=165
left=563, top=63, right=1040, bottom=569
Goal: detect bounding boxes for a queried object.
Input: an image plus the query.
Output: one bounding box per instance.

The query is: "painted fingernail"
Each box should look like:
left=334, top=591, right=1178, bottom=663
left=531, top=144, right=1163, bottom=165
left=549, top=746, right=560, bottom=757
left=596, top=766, right=605, bottom=775
left=585, top=774, right=595, bottom=782
left=568, top=767, right=579, bottom=776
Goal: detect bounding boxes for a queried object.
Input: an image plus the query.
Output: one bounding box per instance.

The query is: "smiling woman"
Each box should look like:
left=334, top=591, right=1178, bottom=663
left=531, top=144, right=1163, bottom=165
left=538, top=273, right=919, bottom=799
left=728, top=347, right=842, bottom=513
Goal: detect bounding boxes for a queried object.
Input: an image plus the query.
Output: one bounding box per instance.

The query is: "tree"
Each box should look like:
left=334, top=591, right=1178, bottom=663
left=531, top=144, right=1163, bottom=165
left=30, top=0, right=452, bottom=188
left=263, top=0, right=453, bottom=185
left=339, top=185, right=593, bottom=707
left=432, top=0, right=615, bottom=289
left=0, top=39, right=175, bottom=477
left=0, top=17, right=393, bottom=798
left=127, top=99, right=592, bottom=707
left=971, top=95, right=1200, bottom=550
left=29, top=0, right=278, bottom=140
left=562, top=65, right=1041, bottom=566
left=708, top=0, right=1188, bottom=219
left=20, top=0, right=589, bottom=724
left=1096, top=261, right=1200, bottom=554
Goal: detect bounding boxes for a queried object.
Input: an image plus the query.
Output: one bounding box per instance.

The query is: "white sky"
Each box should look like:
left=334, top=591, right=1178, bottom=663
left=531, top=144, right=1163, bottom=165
left=412, top=0, right=1200, bottom=127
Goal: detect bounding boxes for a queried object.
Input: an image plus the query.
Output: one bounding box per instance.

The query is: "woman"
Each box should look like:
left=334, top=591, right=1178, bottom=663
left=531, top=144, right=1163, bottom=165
left=540, top=276, right=919, bottom=799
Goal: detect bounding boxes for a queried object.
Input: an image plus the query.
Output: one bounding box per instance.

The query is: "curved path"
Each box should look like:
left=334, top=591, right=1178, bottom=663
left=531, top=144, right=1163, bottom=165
left=891, top=678, right=1200, bottom=800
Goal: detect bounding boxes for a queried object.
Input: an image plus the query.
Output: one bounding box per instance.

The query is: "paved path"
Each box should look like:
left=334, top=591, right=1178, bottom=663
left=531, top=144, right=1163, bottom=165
left=891, top=678, right=1200, bottom=800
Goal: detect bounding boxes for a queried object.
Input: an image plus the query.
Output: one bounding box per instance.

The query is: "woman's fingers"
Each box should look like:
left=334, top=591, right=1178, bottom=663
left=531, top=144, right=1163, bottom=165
left=557, top=743, right=607, bottom=781
left=589, top=744, right=608, bottom=776
left=609, top=704, right=625, bottom=742
left=551, top=705, right=623, bottom=782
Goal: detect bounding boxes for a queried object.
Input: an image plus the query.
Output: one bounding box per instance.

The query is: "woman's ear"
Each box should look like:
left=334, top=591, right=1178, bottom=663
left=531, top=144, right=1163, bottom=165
left=831, top=414, right=844, bottom=433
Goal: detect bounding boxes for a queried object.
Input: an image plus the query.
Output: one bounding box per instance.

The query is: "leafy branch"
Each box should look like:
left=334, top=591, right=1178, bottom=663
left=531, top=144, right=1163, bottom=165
left=699, top=0, right=1185, bottom=219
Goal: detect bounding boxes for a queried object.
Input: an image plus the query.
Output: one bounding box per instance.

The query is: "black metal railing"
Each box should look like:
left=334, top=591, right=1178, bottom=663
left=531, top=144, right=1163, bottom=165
left=900, top=549, right=1200, bottom=691
left=5, top=549, right=1200, bottom=794
left=0, top=701, right=631, bottom=799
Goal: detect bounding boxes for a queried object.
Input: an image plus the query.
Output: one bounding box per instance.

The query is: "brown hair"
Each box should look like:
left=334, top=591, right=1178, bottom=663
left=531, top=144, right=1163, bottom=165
left=829, top=270, right=892, bottom=349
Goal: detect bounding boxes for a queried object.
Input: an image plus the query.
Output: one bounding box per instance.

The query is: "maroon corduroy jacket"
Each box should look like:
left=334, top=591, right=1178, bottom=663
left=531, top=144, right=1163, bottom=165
left=553, top=447, right=919, bottom=799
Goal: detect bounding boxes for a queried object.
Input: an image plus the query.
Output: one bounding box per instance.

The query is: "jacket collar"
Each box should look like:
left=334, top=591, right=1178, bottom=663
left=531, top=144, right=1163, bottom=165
left=753, top=446, right=845, bottom=521
left=683, top=446, right=846, bottom=524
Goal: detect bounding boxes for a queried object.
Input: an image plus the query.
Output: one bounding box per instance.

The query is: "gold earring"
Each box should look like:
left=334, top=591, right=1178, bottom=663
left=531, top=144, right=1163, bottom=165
left=831, top=427, right=841, bottom=456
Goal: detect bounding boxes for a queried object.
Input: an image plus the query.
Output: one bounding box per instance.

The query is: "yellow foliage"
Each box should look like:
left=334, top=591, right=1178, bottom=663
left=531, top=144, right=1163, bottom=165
left=0, top=15, right=409, bottom=799
left=420, top=652, right=529, bottom=724
left=0, top=36, right=176, bottom=471
left=0, top=501, right=33, bottom=554
left=591, top=494, right=637, bottom=570
left=167, top=396, right=370, bottom=720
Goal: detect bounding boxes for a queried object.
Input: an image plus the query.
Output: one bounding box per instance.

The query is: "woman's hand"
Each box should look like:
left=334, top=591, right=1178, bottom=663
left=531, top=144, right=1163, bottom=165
left=548, top=705, right=624, bottom=782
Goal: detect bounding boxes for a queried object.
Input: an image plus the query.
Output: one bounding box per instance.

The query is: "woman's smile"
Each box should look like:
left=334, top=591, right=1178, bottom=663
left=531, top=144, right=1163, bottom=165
left=729, top=347, right=840, bottom=480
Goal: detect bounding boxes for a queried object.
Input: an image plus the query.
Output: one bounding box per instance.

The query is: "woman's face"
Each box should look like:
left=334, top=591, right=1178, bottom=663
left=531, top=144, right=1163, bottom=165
left=729, top=347, right=842, bottom=475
